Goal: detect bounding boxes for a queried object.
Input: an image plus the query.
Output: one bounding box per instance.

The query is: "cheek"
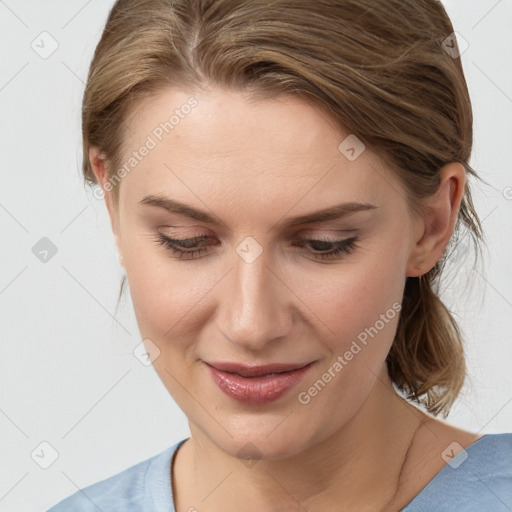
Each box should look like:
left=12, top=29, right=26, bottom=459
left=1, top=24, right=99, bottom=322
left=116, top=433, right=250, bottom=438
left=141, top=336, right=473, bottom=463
left=289, top=244, right=406, bottom=353
left=122, top=233, right=220, bottom=340
left=291, top=250, right=405, bottom=422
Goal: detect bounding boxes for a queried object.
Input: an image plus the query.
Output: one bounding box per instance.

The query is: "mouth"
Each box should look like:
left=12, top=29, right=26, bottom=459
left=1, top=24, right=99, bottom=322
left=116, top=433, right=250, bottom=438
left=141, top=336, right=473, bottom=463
left=205, top=361, right=312, bottom=377
left=204, top=360, right=315, bottom=404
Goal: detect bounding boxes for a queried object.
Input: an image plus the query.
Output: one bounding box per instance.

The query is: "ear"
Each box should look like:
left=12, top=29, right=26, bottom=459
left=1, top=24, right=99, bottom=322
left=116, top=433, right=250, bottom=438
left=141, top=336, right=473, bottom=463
left=406, top=162, right=466, bottom=277
left=89, top=147, right=125, bottom=269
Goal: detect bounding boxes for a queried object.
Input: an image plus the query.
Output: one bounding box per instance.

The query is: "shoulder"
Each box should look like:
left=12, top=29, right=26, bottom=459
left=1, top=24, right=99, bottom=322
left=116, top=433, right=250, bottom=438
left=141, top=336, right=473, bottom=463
left=403, top=433, right=512, bottom=511
left=46, top=441, right=184, bottom=512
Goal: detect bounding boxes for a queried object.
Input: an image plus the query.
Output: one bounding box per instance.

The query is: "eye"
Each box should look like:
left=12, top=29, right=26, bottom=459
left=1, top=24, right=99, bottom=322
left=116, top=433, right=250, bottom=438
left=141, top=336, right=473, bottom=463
left=292, top=236, right=359, bottom=261
left=153, top=233, right=359, bottom=261
left=154, top=233, right=212, bottom=260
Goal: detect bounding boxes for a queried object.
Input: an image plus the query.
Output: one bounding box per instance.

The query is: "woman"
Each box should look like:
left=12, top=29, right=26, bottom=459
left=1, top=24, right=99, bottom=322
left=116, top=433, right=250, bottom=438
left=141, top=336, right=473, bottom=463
left=48, top=0, right=512, bottom=510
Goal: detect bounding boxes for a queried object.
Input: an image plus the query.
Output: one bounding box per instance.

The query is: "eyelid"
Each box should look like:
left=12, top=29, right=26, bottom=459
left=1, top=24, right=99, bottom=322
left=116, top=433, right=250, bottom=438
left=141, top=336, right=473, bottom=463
left=295, top=231, right=356, bottom=240
left=158, top=225, right=358, bottom=236
left=156, top=228, right=359, bottom=247
left=154, top=232, right=360, bottom=262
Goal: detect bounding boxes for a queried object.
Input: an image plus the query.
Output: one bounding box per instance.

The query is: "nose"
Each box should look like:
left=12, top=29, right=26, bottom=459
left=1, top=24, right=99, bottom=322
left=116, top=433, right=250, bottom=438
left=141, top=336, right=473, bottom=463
left=216, top=246, right=293, bottom=352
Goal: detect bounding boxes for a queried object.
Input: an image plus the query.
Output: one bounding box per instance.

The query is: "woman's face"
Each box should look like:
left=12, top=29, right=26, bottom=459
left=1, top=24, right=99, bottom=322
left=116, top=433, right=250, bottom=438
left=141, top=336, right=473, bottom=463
left=100, top=86, right=425, bottom=459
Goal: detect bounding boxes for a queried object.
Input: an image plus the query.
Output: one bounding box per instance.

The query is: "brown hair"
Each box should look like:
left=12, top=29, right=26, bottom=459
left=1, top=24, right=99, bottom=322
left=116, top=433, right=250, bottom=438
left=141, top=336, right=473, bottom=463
left=82, top=0, right=487, bottom=416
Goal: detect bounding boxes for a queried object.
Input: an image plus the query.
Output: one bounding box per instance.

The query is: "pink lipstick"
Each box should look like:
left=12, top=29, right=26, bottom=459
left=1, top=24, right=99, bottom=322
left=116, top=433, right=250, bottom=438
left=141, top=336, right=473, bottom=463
left=205, top=361, right=314, bottom=404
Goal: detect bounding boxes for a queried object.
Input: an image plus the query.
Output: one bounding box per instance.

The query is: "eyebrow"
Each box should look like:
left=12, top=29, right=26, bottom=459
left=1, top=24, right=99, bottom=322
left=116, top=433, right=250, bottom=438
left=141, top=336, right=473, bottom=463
left=139, top=194, right=378, bottom=228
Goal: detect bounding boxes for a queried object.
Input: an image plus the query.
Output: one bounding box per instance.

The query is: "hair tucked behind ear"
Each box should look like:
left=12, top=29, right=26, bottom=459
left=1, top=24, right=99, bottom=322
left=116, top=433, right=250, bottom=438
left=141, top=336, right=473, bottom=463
left=84, top=0, right=489, bottom=416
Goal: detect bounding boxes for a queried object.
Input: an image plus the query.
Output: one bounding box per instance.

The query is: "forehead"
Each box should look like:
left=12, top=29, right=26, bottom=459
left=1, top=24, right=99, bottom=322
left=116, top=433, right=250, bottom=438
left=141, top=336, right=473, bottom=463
left=117, top=86, right=400, bottom=211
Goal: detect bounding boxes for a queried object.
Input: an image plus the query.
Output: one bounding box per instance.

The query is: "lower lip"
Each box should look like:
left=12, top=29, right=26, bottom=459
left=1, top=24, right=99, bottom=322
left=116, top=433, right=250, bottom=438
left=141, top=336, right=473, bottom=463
left=206, top=362, right=314, bottom=405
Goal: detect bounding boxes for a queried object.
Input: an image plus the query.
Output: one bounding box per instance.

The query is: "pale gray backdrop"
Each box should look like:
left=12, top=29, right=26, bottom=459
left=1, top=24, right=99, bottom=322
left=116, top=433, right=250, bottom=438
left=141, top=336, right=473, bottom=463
left=0, top=1, right=511, bottom=510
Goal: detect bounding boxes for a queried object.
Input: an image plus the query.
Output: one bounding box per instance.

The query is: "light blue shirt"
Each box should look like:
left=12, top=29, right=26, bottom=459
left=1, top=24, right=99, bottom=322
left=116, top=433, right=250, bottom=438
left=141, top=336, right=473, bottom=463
left=47, top=433, right=512, bottom=511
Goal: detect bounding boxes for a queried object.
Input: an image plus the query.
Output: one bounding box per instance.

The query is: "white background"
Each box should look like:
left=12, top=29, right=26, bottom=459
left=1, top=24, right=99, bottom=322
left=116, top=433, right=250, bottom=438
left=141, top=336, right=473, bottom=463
left=0, top=1, right=511, bottom=510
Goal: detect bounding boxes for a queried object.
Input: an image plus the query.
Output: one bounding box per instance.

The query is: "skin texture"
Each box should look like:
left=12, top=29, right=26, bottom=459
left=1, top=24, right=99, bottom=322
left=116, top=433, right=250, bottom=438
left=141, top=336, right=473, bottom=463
left=90, top=86, right=479, bottom=511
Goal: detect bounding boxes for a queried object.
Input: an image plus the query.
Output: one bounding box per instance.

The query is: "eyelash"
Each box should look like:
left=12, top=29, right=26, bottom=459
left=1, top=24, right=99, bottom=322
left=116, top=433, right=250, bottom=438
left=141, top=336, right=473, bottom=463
left=154, top=233, right=359, bottom=261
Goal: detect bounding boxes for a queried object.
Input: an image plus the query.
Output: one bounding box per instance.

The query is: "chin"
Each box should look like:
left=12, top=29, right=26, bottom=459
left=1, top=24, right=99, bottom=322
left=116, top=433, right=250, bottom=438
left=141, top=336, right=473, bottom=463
left=195, top=411, right=329, bottom=463
left=226, top=434, right=307, bottom=463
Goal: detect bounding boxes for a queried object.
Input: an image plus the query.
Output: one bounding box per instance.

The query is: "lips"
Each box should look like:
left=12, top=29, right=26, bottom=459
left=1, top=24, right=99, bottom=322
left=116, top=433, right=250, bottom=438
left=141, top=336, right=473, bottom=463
left=206, top=361, right=311, bottom=377
left=204, top=360, right=315, bottom=404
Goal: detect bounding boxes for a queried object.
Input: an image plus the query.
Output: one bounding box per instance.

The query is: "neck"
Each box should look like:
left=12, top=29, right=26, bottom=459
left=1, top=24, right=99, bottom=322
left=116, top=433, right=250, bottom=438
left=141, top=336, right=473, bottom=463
left=174, top=367, right=427, bottom=512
